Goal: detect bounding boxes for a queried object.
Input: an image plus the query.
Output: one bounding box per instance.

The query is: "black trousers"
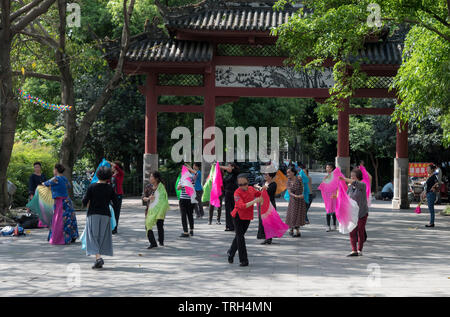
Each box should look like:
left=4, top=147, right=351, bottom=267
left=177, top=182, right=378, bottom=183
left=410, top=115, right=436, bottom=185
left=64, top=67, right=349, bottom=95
left=228, top=213, right=250, bottom=263
left=114, top=195, right=122, bottom=230
left=305, top=197, right=312, bottom=222
left=179, top=199, right=194, bottom=233
left=147, top=219, right=164, bottom=246
left=326, top=213, right=337, bottom=226
left=194, top=190, right=204, bottom=218
left=381, top=192, right=393, bottom=199
left=224, top=191, right=235, bottom=230
left=209, top=195, right=223, bottom=223
left=257, top=203, right=276, bottom=240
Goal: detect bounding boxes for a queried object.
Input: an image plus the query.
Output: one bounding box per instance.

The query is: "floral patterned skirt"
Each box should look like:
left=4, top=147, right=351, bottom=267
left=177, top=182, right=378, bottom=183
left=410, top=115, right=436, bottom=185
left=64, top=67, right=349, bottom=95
left=48, top=197, right=79, bottom=245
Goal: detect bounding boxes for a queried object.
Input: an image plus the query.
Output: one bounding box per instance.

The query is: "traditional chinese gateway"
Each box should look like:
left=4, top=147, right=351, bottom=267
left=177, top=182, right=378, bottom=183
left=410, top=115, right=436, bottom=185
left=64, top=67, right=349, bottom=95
left=106, top=0, right=410, bottom=209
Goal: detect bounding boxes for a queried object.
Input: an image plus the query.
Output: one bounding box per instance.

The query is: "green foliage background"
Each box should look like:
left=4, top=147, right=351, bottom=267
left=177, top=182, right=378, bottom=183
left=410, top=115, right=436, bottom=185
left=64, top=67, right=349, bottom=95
left=7, top=142, right=57, bottom=207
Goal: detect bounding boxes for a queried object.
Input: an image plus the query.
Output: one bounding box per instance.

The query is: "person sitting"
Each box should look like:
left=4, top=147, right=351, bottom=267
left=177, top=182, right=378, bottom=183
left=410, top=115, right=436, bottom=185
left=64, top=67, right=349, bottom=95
left=381, top=181, right=394, bottom=200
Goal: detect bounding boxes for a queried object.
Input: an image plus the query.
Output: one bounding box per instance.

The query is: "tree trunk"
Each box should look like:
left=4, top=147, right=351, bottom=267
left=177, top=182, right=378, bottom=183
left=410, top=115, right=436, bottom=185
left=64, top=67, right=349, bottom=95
left=369, top=153, right=379, bottom=192
left=56, top=0, right=76, bottom=196
left=1, top=0, right=57, bottom=214
left=0, top=37, right=19, bottom=216
left=0, top=1, right=17, bottom=216
left=58, top=0, right=135, bottom=194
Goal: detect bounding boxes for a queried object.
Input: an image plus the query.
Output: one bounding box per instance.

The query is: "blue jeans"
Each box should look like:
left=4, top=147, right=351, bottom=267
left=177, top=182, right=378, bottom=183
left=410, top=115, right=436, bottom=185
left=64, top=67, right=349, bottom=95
left=426, top=192, right=436, bottom=224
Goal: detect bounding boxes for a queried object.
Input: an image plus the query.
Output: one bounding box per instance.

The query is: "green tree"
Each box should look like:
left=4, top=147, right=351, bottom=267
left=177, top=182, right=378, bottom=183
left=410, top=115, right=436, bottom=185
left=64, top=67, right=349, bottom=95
left=0, top=0, right=57, bottom=217
left=273, top=0, right=450, bottom=145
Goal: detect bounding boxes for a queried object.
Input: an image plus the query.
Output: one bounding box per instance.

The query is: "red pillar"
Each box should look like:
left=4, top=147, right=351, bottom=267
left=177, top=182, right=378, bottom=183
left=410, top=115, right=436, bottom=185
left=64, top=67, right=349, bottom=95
left=145, top=73, right=157, bottom=154
left=337, top=98, right=350, bottom=157
left=396, top=122, right=408, bottom=158
left=336, top=98, right=350, bottom=176
left=201, top=65, right=216, bottom=184
left=203, top=65, right=215, bottom=151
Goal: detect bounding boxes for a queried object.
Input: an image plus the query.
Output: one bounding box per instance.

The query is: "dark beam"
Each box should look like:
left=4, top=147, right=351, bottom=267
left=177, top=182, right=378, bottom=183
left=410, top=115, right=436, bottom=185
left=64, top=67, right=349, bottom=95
left=214, top=56, right=286, bottom=67
left=348, top=108, right=394, bottom=115
left=352, top=88, right=397, bottom=98
left=215, top=96, right=240, bottom=106
left=213, top=87, right=331, bottom=98
left=156, top=105, right=204, bottom=113
left=156, top=86, right=205, bottom=96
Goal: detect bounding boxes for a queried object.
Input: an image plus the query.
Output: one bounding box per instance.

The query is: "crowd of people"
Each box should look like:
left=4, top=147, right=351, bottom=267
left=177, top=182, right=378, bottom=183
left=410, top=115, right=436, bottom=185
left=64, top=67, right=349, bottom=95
left=26, top=160, right=441, bottom=269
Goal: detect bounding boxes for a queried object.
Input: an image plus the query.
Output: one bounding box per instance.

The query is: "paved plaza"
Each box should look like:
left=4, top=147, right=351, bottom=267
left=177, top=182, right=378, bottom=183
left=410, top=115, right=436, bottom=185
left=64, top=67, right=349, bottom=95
left=0, top=197, right=449, bottom=297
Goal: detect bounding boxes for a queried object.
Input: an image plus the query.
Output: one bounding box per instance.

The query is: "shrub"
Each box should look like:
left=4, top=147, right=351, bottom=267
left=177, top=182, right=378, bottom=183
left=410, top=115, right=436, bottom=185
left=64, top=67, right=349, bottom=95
left=7, top=141, right=57, bottom=207
left=442, top=205, right=450, bottom=216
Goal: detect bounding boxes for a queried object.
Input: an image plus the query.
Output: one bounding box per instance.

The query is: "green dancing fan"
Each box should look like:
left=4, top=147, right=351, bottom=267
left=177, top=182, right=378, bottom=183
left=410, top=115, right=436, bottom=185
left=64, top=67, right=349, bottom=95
left=175, top=173, right=181, bottom=199
left=146, top=183, right=170, bottom=231
left=202, top=163, right=215, bottom=203
left=26, top=185, right=54, bottom=227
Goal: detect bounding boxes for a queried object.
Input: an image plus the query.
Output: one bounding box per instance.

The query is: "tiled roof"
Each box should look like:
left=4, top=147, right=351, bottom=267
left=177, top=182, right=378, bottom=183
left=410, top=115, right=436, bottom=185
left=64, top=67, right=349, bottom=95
left=350, top=42, right=404, bottom=65
left=116, top=38, right=403, bottom=65
left=156, top=0, right=298, bottom=32
left=165, top=8, right=295, bottom=31
left=125, top=38, right=213, bottom=62
left=104, top=2, right=405, bottom=65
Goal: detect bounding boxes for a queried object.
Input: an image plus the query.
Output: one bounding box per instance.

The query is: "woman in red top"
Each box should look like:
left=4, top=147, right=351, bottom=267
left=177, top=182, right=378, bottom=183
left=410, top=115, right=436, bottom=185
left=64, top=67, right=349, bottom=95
left=109, top=160, right=124, bottom=234
left=227, top=174, right=263, bottom=267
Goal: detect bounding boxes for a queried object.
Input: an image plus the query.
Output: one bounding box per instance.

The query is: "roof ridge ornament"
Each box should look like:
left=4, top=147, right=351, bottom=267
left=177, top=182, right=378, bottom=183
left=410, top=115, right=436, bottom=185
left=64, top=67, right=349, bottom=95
left=141, top=16, right=169, bottom=40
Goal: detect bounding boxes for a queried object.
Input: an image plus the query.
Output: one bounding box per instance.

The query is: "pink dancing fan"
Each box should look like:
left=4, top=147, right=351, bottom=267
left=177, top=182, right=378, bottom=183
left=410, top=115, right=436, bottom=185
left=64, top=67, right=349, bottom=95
left=180, top=165, right=196, bottom=203
left=210, top=162, right=223, bottom=208
left=260, top=189, right=289, bottom=239
left=359, top=165, right=372, bottom=207
left=318, top=168, right=359, bottom=234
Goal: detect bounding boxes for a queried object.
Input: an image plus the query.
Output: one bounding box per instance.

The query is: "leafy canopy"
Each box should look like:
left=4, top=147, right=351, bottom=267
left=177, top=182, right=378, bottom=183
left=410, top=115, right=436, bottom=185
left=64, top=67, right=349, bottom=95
left=273, top=0, right=450, bottom=145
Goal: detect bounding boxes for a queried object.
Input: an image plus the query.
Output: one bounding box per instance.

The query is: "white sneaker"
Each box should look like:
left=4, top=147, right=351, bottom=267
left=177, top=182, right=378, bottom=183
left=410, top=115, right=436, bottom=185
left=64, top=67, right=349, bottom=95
left=332, top=225, right=337, bottom=231
left=326, top=226, right=331, bottom=232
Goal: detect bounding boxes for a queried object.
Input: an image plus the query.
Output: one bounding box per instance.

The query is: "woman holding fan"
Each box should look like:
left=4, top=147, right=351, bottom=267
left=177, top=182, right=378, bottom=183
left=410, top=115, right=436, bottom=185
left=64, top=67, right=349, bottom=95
left=143, top=171, right=169, bottom=248
left=254, top=172, right=277, bottom=245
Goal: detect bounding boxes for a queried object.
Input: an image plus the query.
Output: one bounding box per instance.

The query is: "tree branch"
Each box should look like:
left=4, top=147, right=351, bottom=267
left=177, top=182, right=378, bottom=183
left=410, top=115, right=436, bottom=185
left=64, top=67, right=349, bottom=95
left=419, top=6, right=450, bottom=27
left=403, top=18, right=450, bottom=43
left=74, top=0, right=136, bottom=155
left=18, top=29, right=58, bottom=49
left=11, top=0, right=56, bottom=34
left=448, top=0, right=450, bottom=20
left=379, top=17, right=450, bottom=43
left=12, top=70, right=61, bottom=81
left=10, top=0, right=42, bottom=22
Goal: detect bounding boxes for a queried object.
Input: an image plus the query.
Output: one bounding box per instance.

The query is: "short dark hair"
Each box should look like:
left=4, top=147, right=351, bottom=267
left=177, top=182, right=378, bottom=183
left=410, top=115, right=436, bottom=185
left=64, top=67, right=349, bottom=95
left=228, top=162, right=239, bottom=173
left=359, top=160, right=365, bottom=166
left=299, top=162, right=306, bottom=169
left=97, top=166, right=112, bottom=181
left=351, top=168, right=363, bottom=181
left=268, top=172, right=277, bottom=178
left=193, top=162, right=201, bottom=169
left=287, top=166, right=297, bottom=176
left=113, top=161, right=123, bottom=170
left=150, top=171, right=162, bottom=183
left=54, top=163, right=65, bottom=174
left=326, top=163, right=335, bottom=170
left=33, top=162, right=42, bottom=167
left=237, top=173, right=249, bottom=180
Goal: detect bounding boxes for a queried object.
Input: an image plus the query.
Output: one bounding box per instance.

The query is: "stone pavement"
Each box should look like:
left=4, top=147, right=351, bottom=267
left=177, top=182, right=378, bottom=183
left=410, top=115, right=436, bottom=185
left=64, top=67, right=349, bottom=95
left=0, top=197, right=449, bottom=297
